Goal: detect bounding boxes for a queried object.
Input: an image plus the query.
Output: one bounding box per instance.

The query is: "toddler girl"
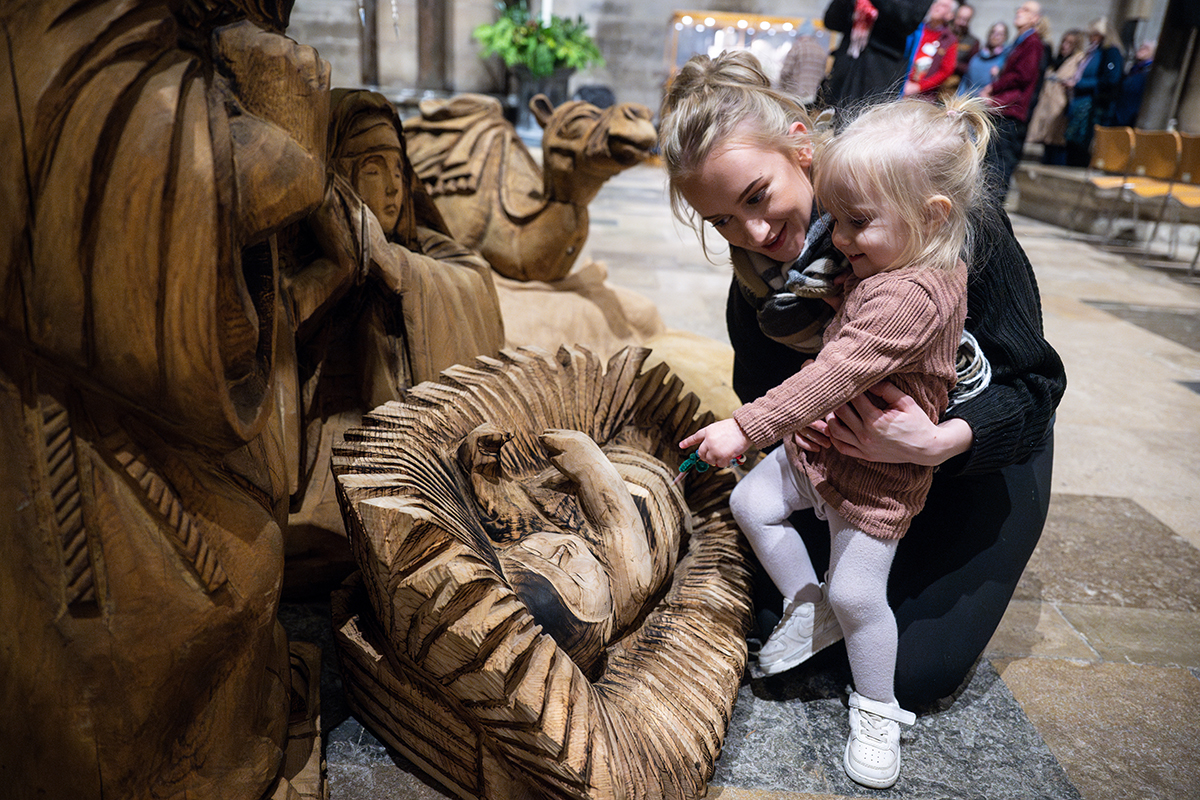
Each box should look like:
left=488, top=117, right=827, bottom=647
left=677, top=94, right=993, bottom=790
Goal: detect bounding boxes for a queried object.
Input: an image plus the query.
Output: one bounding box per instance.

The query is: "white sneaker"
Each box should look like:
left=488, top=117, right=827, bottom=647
left=757, top=583, right=842, bottom=675
left=843, top=691, right=917, bottom=789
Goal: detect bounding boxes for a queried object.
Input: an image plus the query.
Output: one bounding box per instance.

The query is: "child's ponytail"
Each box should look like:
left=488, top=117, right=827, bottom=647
left=813, top=96, right=996, bottom=272
left=940, top=93, right=994, bottom=167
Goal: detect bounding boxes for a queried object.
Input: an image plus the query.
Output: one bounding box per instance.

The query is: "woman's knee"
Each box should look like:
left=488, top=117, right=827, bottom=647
left=894, top=646, right=975, bottom=709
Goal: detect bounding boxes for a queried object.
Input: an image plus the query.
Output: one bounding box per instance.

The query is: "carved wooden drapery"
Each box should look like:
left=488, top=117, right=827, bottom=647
left=0, top=1, right=327, bottom=796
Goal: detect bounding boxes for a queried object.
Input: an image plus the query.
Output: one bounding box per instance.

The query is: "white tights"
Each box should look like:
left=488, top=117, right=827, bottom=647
left=730, top=446, right=900, bottom=703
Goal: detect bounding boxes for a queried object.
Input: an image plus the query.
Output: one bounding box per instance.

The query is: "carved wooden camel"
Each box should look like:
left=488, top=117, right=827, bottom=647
left=403, top=93, right=658, bottom=282
left=331, top=345, right=754, bottom=800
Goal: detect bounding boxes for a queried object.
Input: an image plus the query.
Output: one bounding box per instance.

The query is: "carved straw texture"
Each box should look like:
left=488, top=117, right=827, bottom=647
left=37, top=393, right=95, bottom=609
left=331, top=345, right=752, bottom=800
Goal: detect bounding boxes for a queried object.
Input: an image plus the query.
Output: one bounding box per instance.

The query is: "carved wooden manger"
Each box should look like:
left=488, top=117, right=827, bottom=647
left=331, top=345, right=753, bottom=799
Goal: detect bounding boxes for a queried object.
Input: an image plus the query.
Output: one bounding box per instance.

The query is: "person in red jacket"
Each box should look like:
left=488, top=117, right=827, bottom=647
left=902, top=0, right=960, bottom=98
left=982, top=1, right=1045, bottom=201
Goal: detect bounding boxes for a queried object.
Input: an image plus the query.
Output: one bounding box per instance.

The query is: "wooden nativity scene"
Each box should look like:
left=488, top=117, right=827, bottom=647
left=0, top=1, right=749, bottom=798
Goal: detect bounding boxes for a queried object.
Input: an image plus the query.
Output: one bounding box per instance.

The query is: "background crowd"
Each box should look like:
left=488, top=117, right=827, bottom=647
left=822, top=0, right=1157, bottom=199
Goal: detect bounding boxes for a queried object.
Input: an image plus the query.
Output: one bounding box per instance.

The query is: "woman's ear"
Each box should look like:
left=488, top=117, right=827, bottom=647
left=926, top=195, right=953, bottom=226
left=789, top=120, right=814, bottom=168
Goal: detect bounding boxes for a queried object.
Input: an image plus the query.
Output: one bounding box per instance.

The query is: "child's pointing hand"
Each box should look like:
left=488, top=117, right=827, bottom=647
left=679, top=419, right=752, bottom=469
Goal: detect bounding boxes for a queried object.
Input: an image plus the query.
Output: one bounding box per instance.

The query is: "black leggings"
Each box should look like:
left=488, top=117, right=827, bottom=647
left=752, top=431, right=1055, bottom=709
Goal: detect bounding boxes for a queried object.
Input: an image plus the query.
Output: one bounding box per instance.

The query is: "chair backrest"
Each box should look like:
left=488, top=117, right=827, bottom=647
left=1178, top=133, right=1200, bottom=185
left=1090, top=126, right=1135, bottom=175
left=1130, top=129, right=1182, bottom=181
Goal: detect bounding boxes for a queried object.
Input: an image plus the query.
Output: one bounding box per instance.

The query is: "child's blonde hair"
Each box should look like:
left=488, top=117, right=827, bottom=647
left=813, top=94, right=993, bottom=273
left=658, top=51, right=816, bottom=248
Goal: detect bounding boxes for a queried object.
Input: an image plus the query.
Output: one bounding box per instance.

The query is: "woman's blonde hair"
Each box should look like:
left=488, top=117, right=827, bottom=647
left=658, top=51, right=816, bottom=243
left=813, top=94, right=994, bottom=272
left=1060, top=28, right=1084, bottom=55
left=1087, top=16, right=1122, bottom=52
left=1034, top=14, right=1052, bottom=44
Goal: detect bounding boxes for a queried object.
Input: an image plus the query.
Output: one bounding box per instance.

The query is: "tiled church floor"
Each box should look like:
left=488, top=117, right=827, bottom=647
left=283, top=162, right=1200, bottom=800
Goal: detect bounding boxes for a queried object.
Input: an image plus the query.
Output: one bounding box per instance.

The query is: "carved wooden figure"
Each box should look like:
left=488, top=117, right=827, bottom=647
left=331, top=346, right=754, bottom=800
left=285, top=88, right=505, bottom=547
left=403, top=93, right=658, bottom=282
left=0, top=1, right=327, bottom=797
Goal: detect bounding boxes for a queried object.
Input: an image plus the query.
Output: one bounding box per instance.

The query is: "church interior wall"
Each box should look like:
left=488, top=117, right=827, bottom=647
left=289, top=0, right=1169, bottom=123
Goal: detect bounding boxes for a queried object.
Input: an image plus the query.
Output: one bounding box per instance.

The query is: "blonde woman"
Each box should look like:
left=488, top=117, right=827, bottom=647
left=659, top=49, right=1065, bottom=788
left=677, top=91, right=993, bottom=788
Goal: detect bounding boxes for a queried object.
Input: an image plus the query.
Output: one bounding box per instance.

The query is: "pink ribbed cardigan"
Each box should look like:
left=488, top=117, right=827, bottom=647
left=732, top=262, right=968, bottom=539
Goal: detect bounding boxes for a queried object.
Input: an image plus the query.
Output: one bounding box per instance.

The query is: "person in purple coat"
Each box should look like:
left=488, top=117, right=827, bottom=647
left=981, top=0, right=1046, bottom=201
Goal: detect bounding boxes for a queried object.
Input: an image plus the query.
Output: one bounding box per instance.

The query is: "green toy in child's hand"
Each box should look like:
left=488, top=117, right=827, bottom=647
left=672, top=451, right=745, bottom=485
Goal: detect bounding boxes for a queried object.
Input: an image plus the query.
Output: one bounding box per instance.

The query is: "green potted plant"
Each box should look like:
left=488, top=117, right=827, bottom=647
left=473, top=0, right=604, bottom=78
left=474, top=1, right=604, bottom=131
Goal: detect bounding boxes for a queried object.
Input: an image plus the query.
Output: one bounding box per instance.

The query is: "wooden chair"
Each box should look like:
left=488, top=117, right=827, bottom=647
left=1108, top=129, right=1181, bottom=250
left=1071, top=125, right=1135, bottom=239
left=1146, top=132, right=1200, bottom=275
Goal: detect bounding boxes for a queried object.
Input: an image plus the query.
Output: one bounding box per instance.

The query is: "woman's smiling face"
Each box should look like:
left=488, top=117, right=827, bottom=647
left=677, top=132, right=814, bottom=263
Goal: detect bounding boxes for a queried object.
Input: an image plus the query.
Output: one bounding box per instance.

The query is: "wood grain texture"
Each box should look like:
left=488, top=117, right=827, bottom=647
left=0, top=2, right=328, bottom=797
left=332, top=346, right=753, bottom=799
left=404, top=94, right=657, bottom=282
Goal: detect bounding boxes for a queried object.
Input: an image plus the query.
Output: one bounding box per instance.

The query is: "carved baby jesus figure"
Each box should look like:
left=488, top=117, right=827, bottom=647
left=457, top=424, right=688, bottom=672
left=331, top=346, right=753, bottom=800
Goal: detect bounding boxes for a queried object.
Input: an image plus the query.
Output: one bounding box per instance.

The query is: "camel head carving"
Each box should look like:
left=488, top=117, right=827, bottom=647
left=530, top=93, right=657, bottom=208
left=403, top=92, right=657, bottom=283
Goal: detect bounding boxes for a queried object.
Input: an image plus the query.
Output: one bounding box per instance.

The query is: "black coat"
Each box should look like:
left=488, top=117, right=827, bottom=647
left=821, top=0, right=929, bottom=107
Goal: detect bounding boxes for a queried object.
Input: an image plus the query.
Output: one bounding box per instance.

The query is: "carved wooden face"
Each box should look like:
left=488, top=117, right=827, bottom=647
left=336, top=118, right=407, bottom=235
left=498, top=529, right=614, bottom=671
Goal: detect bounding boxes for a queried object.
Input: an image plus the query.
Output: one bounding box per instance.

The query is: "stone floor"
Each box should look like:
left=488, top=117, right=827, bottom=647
left=282, top=161, right=1200, bottom=800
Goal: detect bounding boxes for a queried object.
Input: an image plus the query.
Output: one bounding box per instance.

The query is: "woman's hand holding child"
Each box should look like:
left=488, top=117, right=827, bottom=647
left=793, top=381, right=974, bottom=466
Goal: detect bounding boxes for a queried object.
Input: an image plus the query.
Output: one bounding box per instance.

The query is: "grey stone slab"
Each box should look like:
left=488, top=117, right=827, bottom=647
left=329, top=761, right=456, bottom=800
left=711, top=660, right=1079, bottom=800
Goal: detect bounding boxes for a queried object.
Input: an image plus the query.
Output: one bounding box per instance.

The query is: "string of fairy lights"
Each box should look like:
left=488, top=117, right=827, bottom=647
left=674, top=14, right=802, bottom=36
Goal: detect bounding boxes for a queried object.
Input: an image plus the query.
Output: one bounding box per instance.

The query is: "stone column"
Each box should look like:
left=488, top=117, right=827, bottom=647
left=360, top=0, right=378, bottom=86
left=418, top=0, right=449, bottom=90
left=1117, top=0, right=1154, bottom=55
left=1137, top=0, right=1200, bottom=131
